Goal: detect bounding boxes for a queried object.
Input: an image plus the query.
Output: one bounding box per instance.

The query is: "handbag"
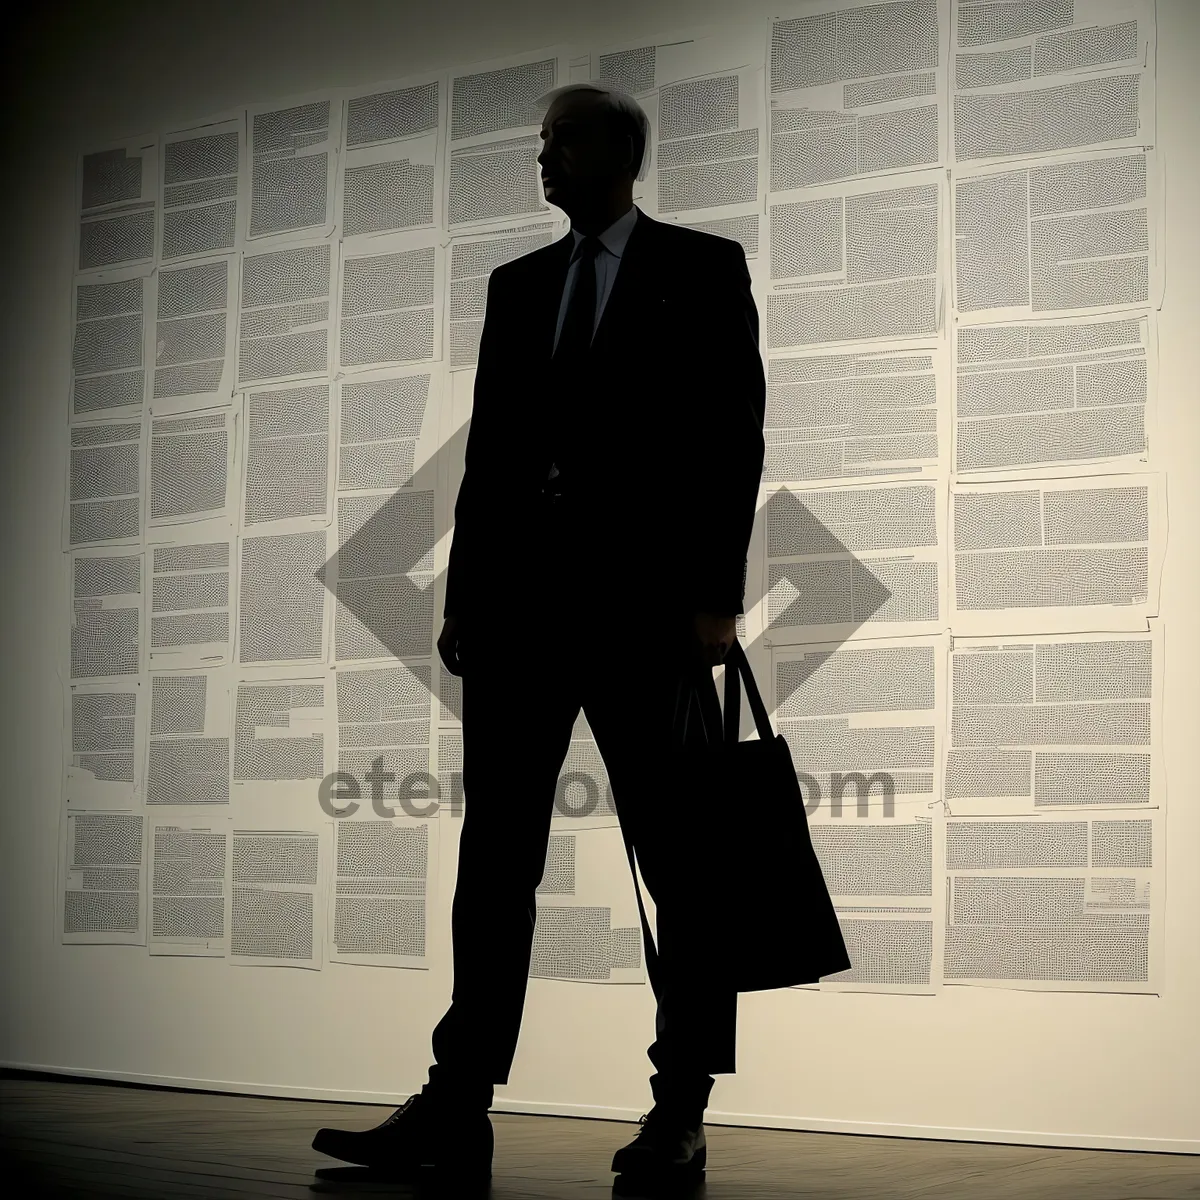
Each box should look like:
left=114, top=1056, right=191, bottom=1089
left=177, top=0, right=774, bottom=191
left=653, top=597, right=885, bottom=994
left=620, top=638, right=851, bottom=993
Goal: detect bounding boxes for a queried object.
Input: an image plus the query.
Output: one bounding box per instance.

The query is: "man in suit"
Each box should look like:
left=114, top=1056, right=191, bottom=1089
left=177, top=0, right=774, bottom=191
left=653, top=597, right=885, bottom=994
left=314, top=81, right=766, bottom=1186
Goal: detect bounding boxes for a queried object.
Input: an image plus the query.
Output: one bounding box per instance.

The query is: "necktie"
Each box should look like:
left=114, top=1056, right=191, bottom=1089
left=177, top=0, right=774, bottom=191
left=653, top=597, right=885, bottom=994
left=547, top=235, right=603, bottom=490
left=554, top=234, right=603, bottom=366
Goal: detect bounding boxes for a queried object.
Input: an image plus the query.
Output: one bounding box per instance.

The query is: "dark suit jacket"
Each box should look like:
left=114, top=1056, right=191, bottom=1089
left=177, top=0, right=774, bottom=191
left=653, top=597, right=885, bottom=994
left=444, top=203, right=766, bottom=625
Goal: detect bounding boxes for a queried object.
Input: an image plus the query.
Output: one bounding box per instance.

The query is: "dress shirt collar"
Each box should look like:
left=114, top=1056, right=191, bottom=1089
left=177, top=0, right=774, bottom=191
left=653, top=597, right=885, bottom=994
left=569, top=202, right=638, bottom=263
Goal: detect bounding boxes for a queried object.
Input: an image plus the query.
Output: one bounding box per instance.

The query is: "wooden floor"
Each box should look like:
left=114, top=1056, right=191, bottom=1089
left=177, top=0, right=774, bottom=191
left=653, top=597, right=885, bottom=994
left=2, top=1074, right=1196, bottom=1199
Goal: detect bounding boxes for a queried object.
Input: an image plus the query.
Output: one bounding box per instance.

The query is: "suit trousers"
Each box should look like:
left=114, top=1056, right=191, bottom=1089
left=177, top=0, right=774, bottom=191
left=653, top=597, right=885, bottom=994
left=427, top=495, right=737, bottom=1111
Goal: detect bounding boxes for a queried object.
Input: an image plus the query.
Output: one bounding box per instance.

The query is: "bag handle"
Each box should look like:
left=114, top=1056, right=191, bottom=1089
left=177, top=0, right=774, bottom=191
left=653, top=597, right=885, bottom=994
left=720, top=640, right=774, bottom=745
left=671, top=638, right=774, bottom=748
left=672, top=661, right=724, bottom=746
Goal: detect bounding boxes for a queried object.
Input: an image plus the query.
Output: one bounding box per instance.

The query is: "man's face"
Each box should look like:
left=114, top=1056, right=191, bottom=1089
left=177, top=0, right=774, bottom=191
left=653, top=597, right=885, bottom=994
left=538, top=95, right=629, bottom=208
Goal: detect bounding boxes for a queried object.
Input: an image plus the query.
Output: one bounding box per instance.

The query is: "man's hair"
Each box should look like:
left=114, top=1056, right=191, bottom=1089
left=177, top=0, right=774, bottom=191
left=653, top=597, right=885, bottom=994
left=536, top=83, right=651, bottom=182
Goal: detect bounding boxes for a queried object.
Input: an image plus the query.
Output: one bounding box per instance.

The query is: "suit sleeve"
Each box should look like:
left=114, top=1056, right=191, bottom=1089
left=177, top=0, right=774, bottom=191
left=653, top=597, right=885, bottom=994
left=678, top=240, right=766, bottom=618
left=443, top=268, right=509, bottom=620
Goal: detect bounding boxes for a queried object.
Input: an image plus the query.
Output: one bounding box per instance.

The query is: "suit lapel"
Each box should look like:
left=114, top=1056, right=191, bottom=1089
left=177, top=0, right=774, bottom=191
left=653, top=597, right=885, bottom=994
left=590, top=205, right=654, bottom=359
left=535, top=231, right=575, bottom=363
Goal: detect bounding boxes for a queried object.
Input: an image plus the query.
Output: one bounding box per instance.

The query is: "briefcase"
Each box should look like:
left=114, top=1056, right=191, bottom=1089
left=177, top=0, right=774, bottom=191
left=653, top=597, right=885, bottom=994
left=621, top=638, right=851, bottom=993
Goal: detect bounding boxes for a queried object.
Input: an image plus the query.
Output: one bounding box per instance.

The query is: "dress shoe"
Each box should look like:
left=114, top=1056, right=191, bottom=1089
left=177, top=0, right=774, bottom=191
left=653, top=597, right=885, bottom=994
left=312, top=1090, right=493, bottom=1180
left=611, top=1104, right=707, bottom=1180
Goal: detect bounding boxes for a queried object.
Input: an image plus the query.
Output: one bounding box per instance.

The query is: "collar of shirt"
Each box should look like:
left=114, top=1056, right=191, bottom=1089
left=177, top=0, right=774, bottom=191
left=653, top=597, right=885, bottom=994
left=569, top=202, right=638, bottom=265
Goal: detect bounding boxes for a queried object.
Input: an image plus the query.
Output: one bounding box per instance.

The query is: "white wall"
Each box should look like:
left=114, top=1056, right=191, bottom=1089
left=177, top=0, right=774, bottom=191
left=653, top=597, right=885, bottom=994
left=0, top=0, right=1196, bottom=1154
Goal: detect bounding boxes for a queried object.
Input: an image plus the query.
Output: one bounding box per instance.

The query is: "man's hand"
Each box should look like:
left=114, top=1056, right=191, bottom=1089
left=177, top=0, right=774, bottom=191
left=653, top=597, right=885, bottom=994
left=690, top=611, right=737, bottom=667
left=437, top=615, right=465, bottom=677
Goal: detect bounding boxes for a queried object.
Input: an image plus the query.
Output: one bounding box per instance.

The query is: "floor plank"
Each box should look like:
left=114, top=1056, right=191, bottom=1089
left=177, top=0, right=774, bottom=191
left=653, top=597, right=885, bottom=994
left=2, top=1075, right=1196, bottom=1199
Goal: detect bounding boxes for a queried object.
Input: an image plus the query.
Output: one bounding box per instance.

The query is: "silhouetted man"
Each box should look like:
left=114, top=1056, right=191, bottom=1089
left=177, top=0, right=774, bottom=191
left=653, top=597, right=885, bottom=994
left=314, top=81, right=766, bottom=1186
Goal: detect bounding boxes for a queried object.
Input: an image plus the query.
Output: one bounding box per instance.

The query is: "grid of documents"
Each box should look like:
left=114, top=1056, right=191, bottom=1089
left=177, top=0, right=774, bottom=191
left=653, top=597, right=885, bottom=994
left=60, top=1, right=1166, bottom=995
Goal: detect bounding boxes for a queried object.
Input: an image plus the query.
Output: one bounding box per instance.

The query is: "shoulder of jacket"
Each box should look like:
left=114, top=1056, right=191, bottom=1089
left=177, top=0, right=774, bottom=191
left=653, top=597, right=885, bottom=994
left=485, top=239, right=557, bottom=291
left=660, top=229, right=747, bottom=288
left=487, top=219, right=741, bottom=287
